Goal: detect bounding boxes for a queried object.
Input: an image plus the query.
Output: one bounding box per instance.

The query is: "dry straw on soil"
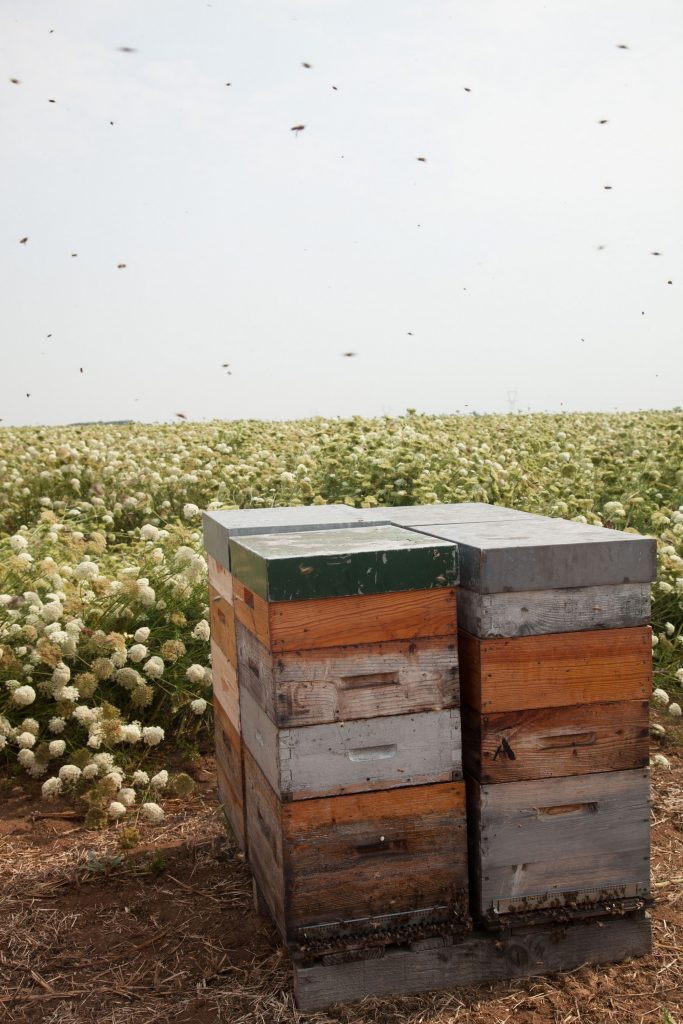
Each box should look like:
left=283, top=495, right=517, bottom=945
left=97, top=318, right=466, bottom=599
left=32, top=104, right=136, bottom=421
left=1, top=746, right=682, bottom=1024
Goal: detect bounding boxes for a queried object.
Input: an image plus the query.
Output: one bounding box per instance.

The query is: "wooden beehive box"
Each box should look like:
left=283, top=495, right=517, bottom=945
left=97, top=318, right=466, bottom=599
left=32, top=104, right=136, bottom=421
left=467, top=768, right=651, bottom=925
left=408, top=517, right=657, bottom=593
left=203, top=504, right=391, bottom=571
left=245, top=747, right=469, bottom=954
left=461, top=700, right=650, bottom=784
left=204, top=506, right=391, bottom=851
left=226, top=524, right=469, bottom=952
left=407, top=515, right=656, bottom=929
left=458, top=626, right=651, bottom=785
left=458, top=626, right=652, bottom=713
left=230, top=526, right=461, bottom=799
left=208, top=581, right=243, bottom=849
left=293, top=913, right=652, bottom=1011
left=203, top=503, right=655, bottom=1010
left=236, top=625, right=458, bottom=727
left=241, top=687, right=462, bottom=800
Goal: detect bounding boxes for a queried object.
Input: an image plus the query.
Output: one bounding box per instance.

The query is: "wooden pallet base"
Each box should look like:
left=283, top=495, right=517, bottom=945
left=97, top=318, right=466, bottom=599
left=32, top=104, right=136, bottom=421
left=292, top=912, right=651, bottom=1011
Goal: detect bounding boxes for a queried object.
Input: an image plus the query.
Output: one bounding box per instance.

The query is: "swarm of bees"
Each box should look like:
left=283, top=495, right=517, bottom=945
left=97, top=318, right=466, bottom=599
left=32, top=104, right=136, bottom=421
left=8, top=38, right=676, bottom=424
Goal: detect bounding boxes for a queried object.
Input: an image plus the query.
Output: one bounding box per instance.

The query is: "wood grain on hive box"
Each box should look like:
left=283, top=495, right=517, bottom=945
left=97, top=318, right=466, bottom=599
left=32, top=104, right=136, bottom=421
left=240, top=687, right=462, bottom=800
left=202, top=505, right=389, bottom=570
left=292, top=913, right=651, bottom=1011
left=411, top=519, right=657, bottom=593
left=236, top=622, right=458, bottom=727
left=456, top=583, right=651, bottom=638
left=244, top=746, right=468, bottom=946
left=214, top=699, right=246, bottom=852
left=461, top=700, right=649, bottom=783
left=458, top=626, right=651, bottom=712
left=208, top=585, right=236, bottom=666
left=228, top=526, right=458, bottom=602
left=233, top=582, right=457, bottom=652
left=211, top=640, right=239, bottom=732
left=207, top=554, right=233, bottom=605
left=467, top=768, right=650, bottom=921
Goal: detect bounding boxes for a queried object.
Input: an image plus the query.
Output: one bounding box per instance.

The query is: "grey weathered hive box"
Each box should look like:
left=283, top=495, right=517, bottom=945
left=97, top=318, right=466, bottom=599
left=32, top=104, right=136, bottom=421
left=203, top=504, right=390, bottom=570
left=228, top=525, right=459, bottom=602
left=409, top=518, right=657, bottom=593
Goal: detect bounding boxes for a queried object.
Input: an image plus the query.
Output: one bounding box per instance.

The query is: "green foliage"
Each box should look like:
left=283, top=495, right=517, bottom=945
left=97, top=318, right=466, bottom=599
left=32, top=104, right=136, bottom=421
left=170, top=771, right=195, bottom=798
left=86, top=850, right=123, bottom=874
left=147, top=849, right=167, bottom=875
left=118, top=825, right=141, bottom=850
left=84, top=806, right=108, bottom=830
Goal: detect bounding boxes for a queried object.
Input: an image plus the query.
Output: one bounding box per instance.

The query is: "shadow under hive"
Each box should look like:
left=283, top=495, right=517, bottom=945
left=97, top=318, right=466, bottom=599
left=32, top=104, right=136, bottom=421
left=203, top=503, right=656, bottom=1010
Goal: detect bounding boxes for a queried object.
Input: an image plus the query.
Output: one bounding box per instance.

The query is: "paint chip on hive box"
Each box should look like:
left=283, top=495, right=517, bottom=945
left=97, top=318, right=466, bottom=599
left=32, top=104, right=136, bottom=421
left=229, top=525, right=459, bottom=601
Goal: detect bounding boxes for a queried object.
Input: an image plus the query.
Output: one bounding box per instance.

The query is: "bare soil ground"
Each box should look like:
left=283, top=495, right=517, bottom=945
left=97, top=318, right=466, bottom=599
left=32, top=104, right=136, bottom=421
left=1, top=738, right=682, bottom=1024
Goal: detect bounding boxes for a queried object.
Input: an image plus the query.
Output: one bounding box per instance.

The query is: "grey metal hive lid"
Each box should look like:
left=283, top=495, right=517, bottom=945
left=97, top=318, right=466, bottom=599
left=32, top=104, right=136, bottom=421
left=350, top=502, right=553, bottom=527
left=409, top=518, right=657, bottom=594
left=202, top=504, right=391, bottom=570
left=228, top=524, right=459, bottom=602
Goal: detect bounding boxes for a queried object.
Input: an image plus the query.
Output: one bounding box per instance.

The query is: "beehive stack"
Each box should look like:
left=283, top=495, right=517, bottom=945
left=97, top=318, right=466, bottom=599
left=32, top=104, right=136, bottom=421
left=225, top=524, right=469, bottom=959
left=407, top=512, right=656, bottom=930
left=204, top=505, right=391, bottom=850
left=203, top=503, right=656, bottom=1011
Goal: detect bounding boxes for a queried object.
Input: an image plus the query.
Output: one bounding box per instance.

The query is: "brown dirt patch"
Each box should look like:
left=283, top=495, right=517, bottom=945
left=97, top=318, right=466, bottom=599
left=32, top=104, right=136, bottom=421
left=1, top=747, right=682, bottom=1024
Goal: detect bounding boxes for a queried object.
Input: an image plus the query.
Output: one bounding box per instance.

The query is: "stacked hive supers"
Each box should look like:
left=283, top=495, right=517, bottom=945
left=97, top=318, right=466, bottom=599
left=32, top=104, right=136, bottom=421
left=204, top=504, right=382, bottom=852
left=203, top=507, right=469, bottom=963
left=203, top=502, right=657, bottom=1011
left=407, top=509, right=656, bottom=929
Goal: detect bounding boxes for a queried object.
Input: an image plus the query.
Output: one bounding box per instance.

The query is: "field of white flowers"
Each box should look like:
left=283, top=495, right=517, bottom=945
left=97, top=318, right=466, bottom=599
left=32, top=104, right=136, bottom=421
left=1, top=410, right=682, bottom=827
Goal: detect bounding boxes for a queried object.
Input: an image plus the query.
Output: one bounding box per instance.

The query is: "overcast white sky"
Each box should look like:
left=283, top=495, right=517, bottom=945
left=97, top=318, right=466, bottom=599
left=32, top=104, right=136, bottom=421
left=1, top=0, right=682, bottom=427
